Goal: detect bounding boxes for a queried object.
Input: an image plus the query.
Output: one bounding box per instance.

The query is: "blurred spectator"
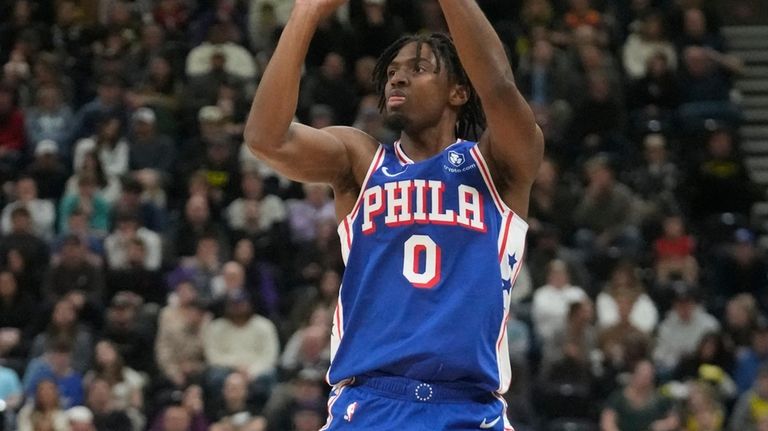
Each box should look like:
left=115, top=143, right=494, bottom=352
left=173, top=233, right=224, bottom=301
left=1, top=176, right=56, bottom=240
left=65, top=149, right=123, bottom=205
left=231, top=238, right=280, bottom=320
left=280, top=307, right=331, bottom=378
left=53, top=209, right=105, bottom=262
left=17, top=379, right=71, bottom=431
left=542, top=299, right=597, bottom=372
left=598, top=298, right=653, bottom=382
left=155, top=297, right=208, bottom=389
left=733, top=322, right=768, bottom=395
left=0, top=84, right=25, bottom=177
left=105, top=212, right=162, bottom=271
left=532, top=259, right=588, bottom=345
left=673, top=332, right=735, bottom=389
left=352, top=0, right=406, bottom=59
left=73, top=114, right=129, bottom=180
left=100, top=292, right=155, bottom=373
left=0, top=270, right=35, bottom=371
left=712, top=228, right=768, bottom=304
left=600, top=360, right=679, bottom=431
left=518, top=39, right=572, bottom=145
left=0, top=206, right=51, bottom=295
left=128, top=107, right=177, bottom=187
left=298, top=52, right=358, bottom=125
left=729, top=364, right=768, bottom=431
left=261, top=369, right=327, bottom=431
left=30, top=299, right=94, bottom=373
left=286, top=183, right=335, bottom=245
left=622, top=12, right=677, bottom=80
left=677, top=8, right=725, bottom=52
left=653, top=214, right=699, bottom=286
left=130, top=56, right=182, bottom=135
left=67, top=406, right=96, bottom=431
left=111, top=177, right=167, bottom=233
left=203, top=292, right=280, bottom=401
left=85, top=377, right=132, bottom=431
left=683, top=381, right=726, bottom=431
left=169, top=195, right=229, bottom=261
left=624, top=135, right=681, bottom=216
left=724, top=294, right=763, bottom=353
left=225, top=171, right=286, bottom=233
left=67, top=75, right=127, bottom=157
left=151, top=1, right=189, bottom=41
left=529, top=158, right=579, bottom=242
left=43, top=236, right=105, bottom=311
left=678, top=46, right=742, bottom=131
left=568, top=71, right=628, bottom=159
left=26, top=138, right=68, bottom=200
left=209, top=372, right=260, bottom=424
left=23, top=338, right=85, bottom=409
left=83, top=340, right=146, bottom=430
left=627, top=53, right=680, bottom=135
left=574, top=155, right=644, bottom=261
left=105, top=236, right=166, bottom=305
left=149, top=400, right=207, bottom=431
left=597, top=262, right=659, bottom=334
left=185, top=22, right=256, bottom=81
left=24, top=85, right=74, bottom=151
left=58, top=172, right=112, bottom=234
left=654, top=283, right=721, bottom=373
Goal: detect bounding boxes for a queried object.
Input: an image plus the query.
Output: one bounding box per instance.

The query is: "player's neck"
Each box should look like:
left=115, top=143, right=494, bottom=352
left=398, top=128, right=457, bottom=162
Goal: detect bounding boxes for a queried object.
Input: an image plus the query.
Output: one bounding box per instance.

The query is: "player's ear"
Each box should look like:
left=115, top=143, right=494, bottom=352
left=449, top=84, right=469, bottom=107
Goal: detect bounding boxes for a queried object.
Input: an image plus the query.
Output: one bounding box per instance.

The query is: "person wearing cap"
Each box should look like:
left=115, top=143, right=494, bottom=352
left=128, top=106, right=177, bottom=177
left=653, top=282, right=720, bottom=374
left=26, top=138, right=69, bottom=201
left=67, top=406, right=96, bottom=431
left=713, top=228, right=768, bottom=306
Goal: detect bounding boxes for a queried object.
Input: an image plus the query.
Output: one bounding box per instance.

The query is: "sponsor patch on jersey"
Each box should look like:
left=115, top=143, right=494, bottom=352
left=344, top=401, right=358, bottom=422
left=448, top=150, right=465, bottom=167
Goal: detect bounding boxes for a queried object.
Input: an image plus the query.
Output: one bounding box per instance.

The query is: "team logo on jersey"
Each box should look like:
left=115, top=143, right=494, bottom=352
left=448, top=150, right=465, bottom=167
left=382, top=165, right=409, bottom=177
left=344, top=401, right=358, bottom=422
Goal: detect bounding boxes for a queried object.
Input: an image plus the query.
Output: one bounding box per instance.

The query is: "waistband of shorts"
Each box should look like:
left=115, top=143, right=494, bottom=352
left=352, top=374, right=493, bottom=403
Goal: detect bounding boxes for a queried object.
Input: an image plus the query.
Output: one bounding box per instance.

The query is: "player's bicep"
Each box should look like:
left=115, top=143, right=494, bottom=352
left=247, top=122, right=355, bottom=185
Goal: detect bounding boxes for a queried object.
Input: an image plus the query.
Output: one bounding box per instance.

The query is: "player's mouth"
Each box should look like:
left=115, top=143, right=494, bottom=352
left=387, top=91, right=407, bottom=108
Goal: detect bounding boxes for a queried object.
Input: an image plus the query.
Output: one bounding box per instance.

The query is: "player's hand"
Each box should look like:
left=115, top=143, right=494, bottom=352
left=294, top=0, right=348, bottom=18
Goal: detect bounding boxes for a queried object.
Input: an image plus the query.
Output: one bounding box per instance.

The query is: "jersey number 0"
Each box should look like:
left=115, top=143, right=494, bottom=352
left=403, top=235, right=441, bottom=288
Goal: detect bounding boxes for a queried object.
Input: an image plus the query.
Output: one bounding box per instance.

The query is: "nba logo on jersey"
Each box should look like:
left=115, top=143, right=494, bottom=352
left=343, top=401, right=358, bottom=422
left=448, top=150, right=465, bottom=167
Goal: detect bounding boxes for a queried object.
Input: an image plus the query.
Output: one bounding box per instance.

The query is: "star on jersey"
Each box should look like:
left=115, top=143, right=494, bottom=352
left=501, top=253, right=517, bottom=292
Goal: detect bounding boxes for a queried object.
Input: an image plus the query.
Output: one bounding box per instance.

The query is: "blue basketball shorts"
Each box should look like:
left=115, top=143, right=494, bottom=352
left=320, top=375, right=514, bottom=431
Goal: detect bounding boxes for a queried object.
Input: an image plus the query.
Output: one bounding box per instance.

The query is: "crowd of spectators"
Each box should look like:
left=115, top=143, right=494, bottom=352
left=0, top=0, right=765, bottom=430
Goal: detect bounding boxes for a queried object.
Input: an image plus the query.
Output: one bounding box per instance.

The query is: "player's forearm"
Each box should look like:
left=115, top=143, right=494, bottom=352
left=244, top=5, right=323, bottom=153
left=437, top=0, right=515, bottom=96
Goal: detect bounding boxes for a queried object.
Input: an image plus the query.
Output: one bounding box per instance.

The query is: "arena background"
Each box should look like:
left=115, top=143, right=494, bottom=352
left=0, top=0, right=767, bottom=430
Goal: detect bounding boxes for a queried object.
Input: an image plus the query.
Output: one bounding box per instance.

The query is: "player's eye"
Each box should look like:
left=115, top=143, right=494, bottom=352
left=387, top=69, right=396, bottom=78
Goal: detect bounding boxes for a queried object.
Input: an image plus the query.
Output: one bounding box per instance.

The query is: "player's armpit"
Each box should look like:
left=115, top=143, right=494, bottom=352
left=246, top=122, right=378, bottom=188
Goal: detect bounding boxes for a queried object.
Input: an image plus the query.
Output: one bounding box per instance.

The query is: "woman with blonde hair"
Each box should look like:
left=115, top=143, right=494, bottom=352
left=597, top=261, right=659, bottom=334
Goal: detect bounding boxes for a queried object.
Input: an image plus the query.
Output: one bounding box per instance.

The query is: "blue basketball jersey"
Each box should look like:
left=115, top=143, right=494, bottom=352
left=328, top=140, right=527, bottom=394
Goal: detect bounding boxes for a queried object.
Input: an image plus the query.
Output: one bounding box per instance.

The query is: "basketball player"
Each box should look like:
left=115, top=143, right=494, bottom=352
left=245, top=0, right=544, bottom=429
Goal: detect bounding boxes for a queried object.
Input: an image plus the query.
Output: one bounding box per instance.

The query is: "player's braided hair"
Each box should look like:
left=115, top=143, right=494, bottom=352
left=372, top=33, right=486, bottom=141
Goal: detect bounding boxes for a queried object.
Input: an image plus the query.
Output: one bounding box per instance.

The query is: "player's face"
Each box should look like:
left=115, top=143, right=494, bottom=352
left=383, top=42, right=457, bottom=132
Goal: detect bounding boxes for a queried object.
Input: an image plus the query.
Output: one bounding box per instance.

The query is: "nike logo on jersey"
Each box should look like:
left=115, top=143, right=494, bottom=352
left=382, top=166, right=409, bottom=177
left=361, top=180, right=486, bottom=234
left=480, top=416, right=501, bottom=429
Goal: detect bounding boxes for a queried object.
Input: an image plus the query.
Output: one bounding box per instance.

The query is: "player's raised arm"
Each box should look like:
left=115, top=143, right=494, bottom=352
left=244, top=0, right=374, bottom=186
left=437, top=0, right=544, bottom=217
